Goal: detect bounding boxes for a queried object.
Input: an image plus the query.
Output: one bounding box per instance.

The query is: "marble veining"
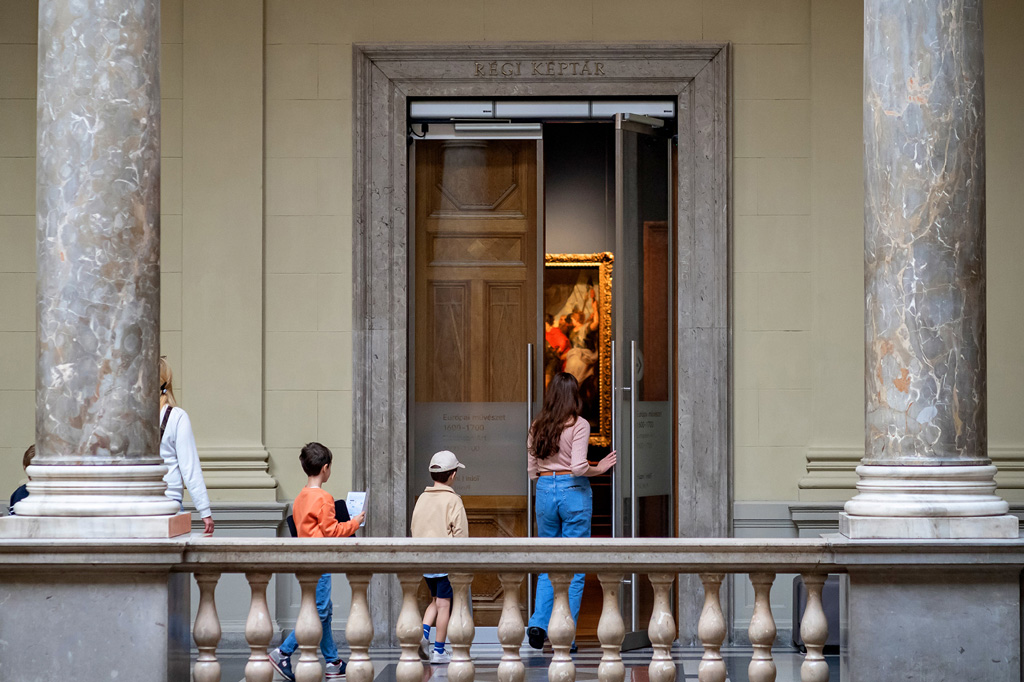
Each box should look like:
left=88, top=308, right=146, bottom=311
left=35, top=0, right=162, bottom=466
left=863, top=0, right=987, bottom=465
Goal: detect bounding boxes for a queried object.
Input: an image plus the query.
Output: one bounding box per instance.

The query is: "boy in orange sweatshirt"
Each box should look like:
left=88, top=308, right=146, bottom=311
left=270, top=443, right=366, bottom=682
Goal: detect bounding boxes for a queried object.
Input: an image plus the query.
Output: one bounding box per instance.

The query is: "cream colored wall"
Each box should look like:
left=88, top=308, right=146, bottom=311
left=0, top=0, right=38, bottom=497
left=162, top=0, right=184, bottom=405
left=1, top=0, right=1022, bottom=509
left=263, top=3, right=355, bottom=503
left=262, top=0, right=816, bottom=502
left=984, top=0, right=1024, bottom=501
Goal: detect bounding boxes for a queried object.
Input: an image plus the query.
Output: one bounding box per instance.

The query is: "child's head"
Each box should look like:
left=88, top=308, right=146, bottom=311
left=23, top=444, right=35, bottom=472
left=299, top=442, right=333, bottom=477
left=428, top=450, right=465, bottom=484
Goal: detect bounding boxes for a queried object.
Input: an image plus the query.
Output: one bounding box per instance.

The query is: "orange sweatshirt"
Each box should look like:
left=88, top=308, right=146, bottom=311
left=292, top=486, right=360, bottom=538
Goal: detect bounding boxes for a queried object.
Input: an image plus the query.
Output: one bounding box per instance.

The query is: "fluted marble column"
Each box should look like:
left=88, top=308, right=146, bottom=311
left=841, top=0, right=1015, bottom=538
left=14, top=0, right=177, bottom=519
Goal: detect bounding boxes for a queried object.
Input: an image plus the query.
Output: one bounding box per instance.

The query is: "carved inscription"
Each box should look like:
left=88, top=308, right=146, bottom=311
left=473, top=60, right=606, bottom=77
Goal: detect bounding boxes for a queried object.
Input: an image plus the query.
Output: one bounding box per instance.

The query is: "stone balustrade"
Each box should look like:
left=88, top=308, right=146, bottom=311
left=4, top=536, right=1024, bottom=681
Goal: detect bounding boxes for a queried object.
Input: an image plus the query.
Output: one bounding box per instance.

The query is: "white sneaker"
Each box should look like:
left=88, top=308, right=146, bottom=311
left=418, top=637, right=430, bottom=661
left=429, top=648, right=451, bottom=664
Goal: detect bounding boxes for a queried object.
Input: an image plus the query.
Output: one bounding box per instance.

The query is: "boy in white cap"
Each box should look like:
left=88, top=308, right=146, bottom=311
left=409, top=450, right=469, bottom=664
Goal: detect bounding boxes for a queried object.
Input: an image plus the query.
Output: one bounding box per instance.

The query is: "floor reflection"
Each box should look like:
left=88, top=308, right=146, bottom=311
left=213, top=644, right=841, bottom=682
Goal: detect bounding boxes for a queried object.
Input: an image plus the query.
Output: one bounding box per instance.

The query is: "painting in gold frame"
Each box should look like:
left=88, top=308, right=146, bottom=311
left=542, top=252, right=613, bottom=447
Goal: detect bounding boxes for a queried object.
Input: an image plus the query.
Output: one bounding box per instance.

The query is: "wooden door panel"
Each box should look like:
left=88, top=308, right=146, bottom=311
left=426, top=282, right=470, bottom=402
left=430, top=234, right=526, bottom=266
left=486, top=283, right=526, bottom=401
left=427, top=141, right=529, bottom=216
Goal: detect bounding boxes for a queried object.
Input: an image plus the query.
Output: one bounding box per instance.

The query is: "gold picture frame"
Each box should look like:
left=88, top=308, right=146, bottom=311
left=543, top=252, right=614, bottom=447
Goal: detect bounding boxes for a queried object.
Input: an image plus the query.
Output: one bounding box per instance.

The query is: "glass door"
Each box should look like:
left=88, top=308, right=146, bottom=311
left=612, top=113, right=675, bottom=649
left=409, top=124, right=544, bottom=627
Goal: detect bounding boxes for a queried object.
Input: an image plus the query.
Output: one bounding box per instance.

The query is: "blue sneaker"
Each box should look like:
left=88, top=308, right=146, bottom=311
left=269, top=648, right=295, bottom=682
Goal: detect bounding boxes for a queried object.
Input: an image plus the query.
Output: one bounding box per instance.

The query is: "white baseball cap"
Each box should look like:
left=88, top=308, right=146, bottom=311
left=428, top=450, right=465, bottom=472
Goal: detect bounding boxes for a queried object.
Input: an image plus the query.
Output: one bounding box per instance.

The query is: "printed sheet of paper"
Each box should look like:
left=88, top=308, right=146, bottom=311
left=346, top=491, right=367, bottom=526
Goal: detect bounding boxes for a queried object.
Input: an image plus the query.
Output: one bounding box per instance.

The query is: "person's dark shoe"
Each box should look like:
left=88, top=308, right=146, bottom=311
left=527, top=626, right=546, bottom=649
left=325, top=659, right=346, bottom=680
left=269, top=648, right=296, bottom=682
left=570, top=643, right=578, bottom=654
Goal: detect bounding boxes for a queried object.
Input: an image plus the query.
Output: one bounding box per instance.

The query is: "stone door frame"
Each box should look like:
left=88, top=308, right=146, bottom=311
left=352, top=42, right=730, bottom=643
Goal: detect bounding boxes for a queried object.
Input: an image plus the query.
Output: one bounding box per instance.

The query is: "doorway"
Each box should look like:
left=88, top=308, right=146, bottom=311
left=408, top=114, right=677, bottom=643
left=352, top=42, right=729, bottom=647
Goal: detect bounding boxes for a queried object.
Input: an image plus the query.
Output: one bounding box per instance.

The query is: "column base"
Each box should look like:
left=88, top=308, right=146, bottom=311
left=16, top=464, right=182, bottom=516
left=839, top=512, right=1019, bottom=539
left=0, top=512, right=191, bottom=539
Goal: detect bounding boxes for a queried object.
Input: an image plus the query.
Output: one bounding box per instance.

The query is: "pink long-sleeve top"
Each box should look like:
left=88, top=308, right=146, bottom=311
left=527, top=416, right=591, bottom=480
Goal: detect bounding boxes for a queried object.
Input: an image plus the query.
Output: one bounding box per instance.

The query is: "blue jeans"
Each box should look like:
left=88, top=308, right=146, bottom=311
left=528, top=475, right=592, bottom=632
left=280, top=574, right=339, bottom=663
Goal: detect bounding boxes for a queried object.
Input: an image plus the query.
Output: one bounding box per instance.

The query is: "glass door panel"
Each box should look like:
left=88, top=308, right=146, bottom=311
left=410, top=136, right=541, bottom=626
left=613, top=114, right=675, bottom=647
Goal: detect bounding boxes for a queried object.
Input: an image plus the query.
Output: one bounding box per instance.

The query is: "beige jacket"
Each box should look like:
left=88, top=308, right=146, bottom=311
left=410, top=483, right=469, bottom=538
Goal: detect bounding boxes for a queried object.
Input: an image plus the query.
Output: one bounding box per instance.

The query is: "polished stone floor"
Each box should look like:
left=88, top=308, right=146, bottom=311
left=215, top=643, right=841, bottom=682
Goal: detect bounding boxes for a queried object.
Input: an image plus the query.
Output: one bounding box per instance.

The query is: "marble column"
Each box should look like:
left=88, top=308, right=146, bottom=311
left=13, top=0, right=178, bottom=520
left=841, top=0, right=1015, bottom=538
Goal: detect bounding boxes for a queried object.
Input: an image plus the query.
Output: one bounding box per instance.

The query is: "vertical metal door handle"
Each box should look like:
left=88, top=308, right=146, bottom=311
left=526, top=343, right=534, bottom=617
left=629, top=339, right=639, bottom=630
left=610, top=339, right=618, bottom=539
left=526, top=342, right=534, bottom=539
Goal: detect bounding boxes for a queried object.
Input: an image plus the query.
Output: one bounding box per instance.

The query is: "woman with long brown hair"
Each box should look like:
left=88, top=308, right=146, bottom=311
left=525, top=372, right=616, bottom=651
left=159, top=357, right=214, bottom=534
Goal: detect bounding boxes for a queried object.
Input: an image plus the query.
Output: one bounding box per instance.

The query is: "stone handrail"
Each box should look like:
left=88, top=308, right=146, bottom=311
left=3, top=535, right=1024, bottom=571
left=4, top=536, right=1024, bottom=682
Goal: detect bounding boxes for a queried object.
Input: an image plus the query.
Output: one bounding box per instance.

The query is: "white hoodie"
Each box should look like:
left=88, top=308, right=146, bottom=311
left=159, top=405, right=212, bottom=518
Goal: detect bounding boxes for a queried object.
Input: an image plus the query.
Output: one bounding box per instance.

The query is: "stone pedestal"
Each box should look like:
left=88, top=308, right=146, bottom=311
left=844, top=570, right=1021, bottom=681
left=0, top=512, right=191, bottom=539
left=0, top=572, right=191, bottom=681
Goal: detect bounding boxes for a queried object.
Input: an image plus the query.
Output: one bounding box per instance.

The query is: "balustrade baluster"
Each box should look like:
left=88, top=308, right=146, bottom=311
left=396, top=573, right=425, bottom=682
left=346, top=574, right=375, bottom=682
left=294, top=573, right=324, bottom=682
left=799, top=574, right=829, bottom=682
left=697, top=573, right=727, bottom=682
left=193, top=573, right=222, bottom=682
left=449, top=573, right=476, bottom=682
left=596, top=574, right=625, bottom=682
left=648, top=574, right=676, bottom=682
left=547, top=573, right=576, bottom=682
left=497, top=573, right=526, bottom=682
left=748, top=573, right=777, bottom=682
left=243, top=573, right=273, bottom=682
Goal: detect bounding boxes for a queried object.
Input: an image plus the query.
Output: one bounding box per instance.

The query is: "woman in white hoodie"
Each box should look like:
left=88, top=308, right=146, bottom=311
left=159, top=357, right=214, bottom=534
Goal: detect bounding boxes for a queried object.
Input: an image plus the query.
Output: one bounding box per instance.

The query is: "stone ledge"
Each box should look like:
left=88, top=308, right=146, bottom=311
left=839, top=512, right=1020, bottom=540
left=0, top=512, right=191, bottom=539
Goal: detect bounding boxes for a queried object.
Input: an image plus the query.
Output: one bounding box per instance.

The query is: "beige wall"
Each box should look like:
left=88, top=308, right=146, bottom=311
left=0, top=0, right=1022, bottom=508
left=0, top=0, right=38, bottom=495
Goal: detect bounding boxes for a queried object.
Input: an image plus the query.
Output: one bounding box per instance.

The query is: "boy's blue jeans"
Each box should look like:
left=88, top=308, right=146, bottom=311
left=280, top=573, right=339, bottom=663
left=528, top=475, right=592, bottom=632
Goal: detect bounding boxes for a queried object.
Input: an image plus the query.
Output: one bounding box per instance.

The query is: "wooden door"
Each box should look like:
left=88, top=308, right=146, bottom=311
left=414, top=139, right=536, bottom=625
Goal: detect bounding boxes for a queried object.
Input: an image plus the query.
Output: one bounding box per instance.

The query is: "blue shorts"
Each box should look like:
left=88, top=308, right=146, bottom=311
left=424, top=575, right=453, bottom=600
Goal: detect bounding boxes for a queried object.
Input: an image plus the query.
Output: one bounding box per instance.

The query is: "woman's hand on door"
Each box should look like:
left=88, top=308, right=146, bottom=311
left=594, top=450, right=617, bottom=474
